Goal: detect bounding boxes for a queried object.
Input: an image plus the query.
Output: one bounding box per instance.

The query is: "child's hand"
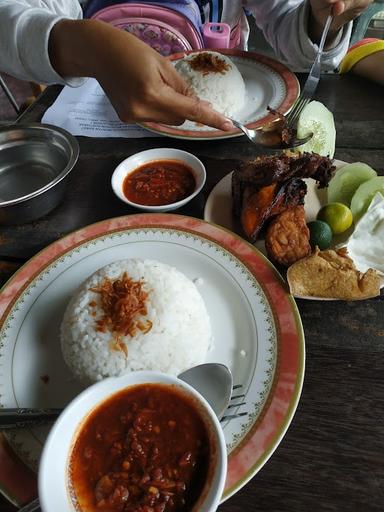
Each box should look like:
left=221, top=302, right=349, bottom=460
left=49, top=19, right=233, bottom=130
left=309, top=0, right=373, bottom=44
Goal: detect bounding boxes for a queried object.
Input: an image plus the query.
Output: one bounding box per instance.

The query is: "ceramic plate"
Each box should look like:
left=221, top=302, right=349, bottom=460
left=0, top=213, right=304, bottom=506
left=142, top=50, right=300, bottom=140
left=204, top=161, right=384, bottom=299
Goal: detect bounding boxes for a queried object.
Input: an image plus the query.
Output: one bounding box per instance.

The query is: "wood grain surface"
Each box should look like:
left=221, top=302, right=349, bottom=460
left=0, top=73, right=383, bottom=512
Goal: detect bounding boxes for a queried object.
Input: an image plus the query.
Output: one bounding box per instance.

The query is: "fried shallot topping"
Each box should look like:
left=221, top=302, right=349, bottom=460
left=90, top=273, right=152, bottom=345
left=189, top=52, right=230, bottom=75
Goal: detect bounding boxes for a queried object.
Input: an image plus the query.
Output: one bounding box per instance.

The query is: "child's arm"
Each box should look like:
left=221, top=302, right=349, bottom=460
left=339, top=39, right=384, bottom=85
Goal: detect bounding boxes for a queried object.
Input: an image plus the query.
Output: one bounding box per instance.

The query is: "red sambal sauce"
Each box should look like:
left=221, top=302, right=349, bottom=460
left=123, top=160, right=196, bottom=206
left=69, top=384, right=212, bottom=512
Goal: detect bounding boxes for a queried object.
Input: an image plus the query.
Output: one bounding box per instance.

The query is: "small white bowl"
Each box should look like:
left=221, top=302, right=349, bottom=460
left=111, top=148, right=206, bottom=212
left=39, top=371, right=227, bottom=512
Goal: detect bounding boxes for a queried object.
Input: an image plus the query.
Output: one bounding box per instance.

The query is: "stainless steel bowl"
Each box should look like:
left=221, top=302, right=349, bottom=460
left=0, top=123, right=79, bottom=225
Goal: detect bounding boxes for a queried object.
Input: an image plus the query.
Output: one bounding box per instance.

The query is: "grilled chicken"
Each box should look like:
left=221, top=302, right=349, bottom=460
left=232, top=152, right=335, bottom=242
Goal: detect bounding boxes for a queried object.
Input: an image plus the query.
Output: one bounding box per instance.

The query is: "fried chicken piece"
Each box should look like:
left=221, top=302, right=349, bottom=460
left=241, top=179, right=307, bottom=241
left=265, top=205, right=311, bottom=266
left=241, top=183, right=283, bottom=241
left=231, top=153, right=335, bottom=243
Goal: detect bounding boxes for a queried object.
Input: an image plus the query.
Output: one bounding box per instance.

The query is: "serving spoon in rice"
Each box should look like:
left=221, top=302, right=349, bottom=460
left=0, top=363, right=246, bottom=429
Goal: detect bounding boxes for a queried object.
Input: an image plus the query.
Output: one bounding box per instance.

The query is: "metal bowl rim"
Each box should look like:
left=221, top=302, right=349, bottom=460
left=0, top=123, right=79, bottom=207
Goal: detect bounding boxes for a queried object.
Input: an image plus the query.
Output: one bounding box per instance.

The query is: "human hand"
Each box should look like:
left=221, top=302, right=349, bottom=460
left=309, top=0, right=373, bottom=44
left=49, top=19, right=233, bottom=130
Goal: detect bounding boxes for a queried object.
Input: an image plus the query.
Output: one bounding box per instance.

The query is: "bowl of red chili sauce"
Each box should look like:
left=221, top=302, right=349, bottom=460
left=38, top=371, right=227, bottom=512
left=111, top=148, right=206, bottom=212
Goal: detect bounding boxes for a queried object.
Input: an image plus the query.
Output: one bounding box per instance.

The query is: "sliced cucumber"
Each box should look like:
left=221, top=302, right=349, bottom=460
left=295, top=101, right=336, bottom=157
left=328, top=162, right=377, bottom=206
left=350, top=176, right=384, bottom=222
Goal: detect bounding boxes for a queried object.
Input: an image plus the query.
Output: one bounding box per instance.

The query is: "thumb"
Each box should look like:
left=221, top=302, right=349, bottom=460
left=160, top=59, right=194, bottom=96
left=333, top=1, right=346, bottom=15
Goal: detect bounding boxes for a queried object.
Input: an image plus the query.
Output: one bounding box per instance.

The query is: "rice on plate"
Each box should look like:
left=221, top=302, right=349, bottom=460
left=61, top=259, right=212, bottom=384
left=175, top=50, right=246, bottom=117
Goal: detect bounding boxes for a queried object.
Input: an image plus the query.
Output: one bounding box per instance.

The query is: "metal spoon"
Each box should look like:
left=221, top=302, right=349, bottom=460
left=230, top=118, right=313, bottom=150
left=178, top=363, right=233, bottom=419
left=0, top=363, right=233, bottom=429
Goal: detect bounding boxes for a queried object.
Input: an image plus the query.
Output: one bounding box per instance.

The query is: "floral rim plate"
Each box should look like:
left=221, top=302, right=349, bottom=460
left=0, top=213, right=304, bottom=506
left=141, top=50, right=300, bottom=140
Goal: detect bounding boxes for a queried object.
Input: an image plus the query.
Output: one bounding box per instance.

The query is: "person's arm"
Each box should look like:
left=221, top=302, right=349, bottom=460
left=49, top=18, right=233, bottom=127
left=245, top=0, right=354, bottom=71
left=0, top=1, right=232, bottom=129
left=0, top=0, right=82, bottom=84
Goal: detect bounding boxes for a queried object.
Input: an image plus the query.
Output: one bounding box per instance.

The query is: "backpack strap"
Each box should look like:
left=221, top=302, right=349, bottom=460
left=209, top=0, right=223, bottom=23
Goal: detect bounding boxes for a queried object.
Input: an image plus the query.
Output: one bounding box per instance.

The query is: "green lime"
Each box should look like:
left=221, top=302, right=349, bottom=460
left=307, top=220, right=333, bottom=250
left=317, top=203, right=353, bottom=234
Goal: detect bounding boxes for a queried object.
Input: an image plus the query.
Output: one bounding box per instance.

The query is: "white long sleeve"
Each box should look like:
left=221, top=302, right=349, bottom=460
left=0, top=0, right=351, bottom=85
left=0, top=0, right=83, bottom=84
left=243, top=0, right=351, bottom=71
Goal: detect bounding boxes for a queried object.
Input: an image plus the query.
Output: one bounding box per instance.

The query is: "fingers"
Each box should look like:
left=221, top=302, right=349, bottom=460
left=333, top=1, right=346, bottom=15
left=160, top=59, right=193, bottom=96
left=161, top=88, right=234, bottom=130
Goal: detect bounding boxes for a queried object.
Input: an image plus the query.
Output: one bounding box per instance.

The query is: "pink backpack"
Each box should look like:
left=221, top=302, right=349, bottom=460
left=91, top=2, right=241, bottom=56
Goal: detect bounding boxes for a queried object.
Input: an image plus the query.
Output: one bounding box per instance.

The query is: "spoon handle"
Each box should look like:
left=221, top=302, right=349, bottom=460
left=0, top=408, right=62, bottom=429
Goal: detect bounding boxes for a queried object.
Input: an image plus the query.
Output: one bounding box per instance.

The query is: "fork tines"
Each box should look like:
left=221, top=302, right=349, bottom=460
left=221, top=411, right=248, bottom=422
left=220, top=384, right=248, bottom=422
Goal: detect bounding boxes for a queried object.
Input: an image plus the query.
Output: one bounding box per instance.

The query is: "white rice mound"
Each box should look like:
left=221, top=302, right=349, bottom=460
left=175, top=50, right=246, bottom=117
left=61, top=259, right=212, bottom=384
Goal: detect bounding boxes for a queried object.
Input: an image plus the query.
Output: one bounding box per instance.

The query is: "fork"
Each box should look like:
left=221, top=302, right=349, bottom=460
left=221, top=384, right=248, bottom=422
left=1, top=385, right=249, bottom=429
left=285, top=13, right=333, bottom=129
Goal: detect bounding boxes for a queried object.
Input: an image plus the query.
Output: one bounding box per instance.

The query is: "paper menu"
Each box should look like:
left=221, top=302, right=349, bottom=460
left=41, top=78, right=159, bottom=138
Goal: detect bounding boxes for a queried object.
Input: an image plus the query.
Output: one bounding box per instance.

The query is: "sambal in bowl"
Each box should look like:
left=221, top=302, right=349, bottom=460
left=38, top=371, right=227, bottom=512
left=111, top=148, right=206, bottom=212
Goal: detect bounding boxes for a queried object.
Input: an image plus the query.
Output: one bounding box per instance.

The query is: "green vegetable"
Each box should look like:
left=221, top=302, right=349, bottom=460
left=295, top=101, right=336, bottom=158
left=350, top=176, right=384, bottom=222
left=328, top=162, right=377, bottom=206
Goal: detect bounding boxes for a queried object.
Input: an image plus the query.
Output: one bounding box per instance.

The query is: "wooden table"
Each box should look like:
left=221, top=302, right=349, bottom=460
left=0, top=73, right=383, bottom=512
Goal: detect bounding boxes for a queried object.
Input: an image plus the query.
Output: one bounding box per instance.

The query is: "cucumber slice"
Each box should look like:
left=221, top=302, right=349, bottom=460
left=295, top=101, right=336, bottom=157
left=328, top=162, right=377, bottom=206
left=350, top=176, right=384, bottom=222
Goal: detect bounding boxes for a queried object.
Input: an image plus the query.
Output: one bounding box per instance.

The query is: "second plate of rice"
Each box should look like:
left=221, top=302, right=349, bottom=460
left=142, top=49, right=300, bottom=140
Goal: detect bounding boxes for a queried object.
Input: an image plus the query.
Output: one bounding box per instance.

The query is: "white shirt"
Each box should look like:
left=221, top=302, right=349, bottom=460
left=0, top=0, right=351, bottom=85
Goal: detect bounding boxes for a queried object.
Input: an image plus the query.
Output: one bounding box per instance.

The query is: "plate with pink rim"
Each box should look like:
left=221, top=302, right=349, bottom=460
left=0, top=213, right=304, bottom=506
left=142, top=49, right=300, bottom=140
